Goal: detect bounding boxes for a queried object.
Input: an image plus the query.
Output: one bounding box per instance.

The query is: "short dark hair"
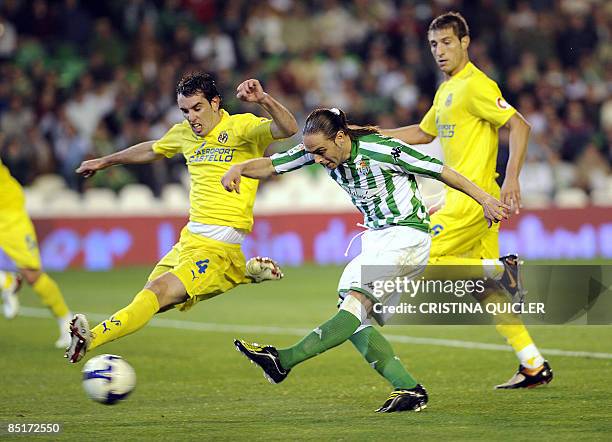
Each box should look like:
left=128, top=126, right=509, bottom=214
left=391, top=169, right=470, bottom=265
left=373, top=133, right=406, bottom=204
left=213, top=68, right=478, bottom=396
left=176, top=72, right=221, bottom=102
left=428, top=12, right=470, bottom=40
left=303, top=108, right=379, bottom=140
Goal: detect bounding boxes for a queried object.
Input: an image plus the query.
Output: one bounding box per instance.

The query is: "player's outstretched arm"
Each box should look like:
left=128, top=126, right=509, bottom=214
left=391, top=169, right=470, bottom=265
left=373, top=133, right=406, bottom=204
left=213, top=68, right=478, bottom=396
left=501, top=112, right=531, bottom=214
left=76, top=140, right=164, bottom=178
left=439, top=165, right=510, bottom=226
left=236, top=78, right=298, bottom=139
left=379, top=125, right=435, bottom=145
left=221, top=158, right=276, bottom=194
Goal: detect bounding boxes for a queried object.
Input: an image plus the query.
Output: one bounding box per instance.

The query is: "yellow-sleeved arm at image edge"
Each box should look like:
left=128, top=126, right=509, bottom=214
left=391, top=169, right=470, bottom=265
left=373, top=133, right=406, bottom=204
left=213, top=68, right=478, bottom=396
left=419, top=104, right=438, bottom=137
left=152, top=123, right=186, bottom=158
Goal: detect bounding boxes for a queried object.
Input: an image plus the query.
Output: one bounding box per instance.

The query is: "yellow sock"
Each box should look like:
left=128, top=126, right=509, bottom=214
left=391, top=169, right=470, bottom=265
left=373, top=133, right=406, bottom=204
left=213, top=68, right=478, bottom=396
left=89, top=289, right=160, bottom=351
left=478, top=290, right=545, bottom=369
left=1, top=271, right=16, bottom=289
left=496, top=323, right=545, bottom=369
left=32, top=273, right=70, bottom=318
left=426, top=256, right=503, bottom=280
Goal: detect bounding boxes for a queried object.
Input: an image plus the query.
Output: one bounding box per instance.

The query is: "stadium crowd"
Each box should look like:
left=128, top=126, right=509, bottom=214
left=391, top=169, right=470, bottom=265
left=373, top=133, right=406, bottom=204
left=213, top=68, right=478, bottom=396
left=0, top=0, right=610, bottom=205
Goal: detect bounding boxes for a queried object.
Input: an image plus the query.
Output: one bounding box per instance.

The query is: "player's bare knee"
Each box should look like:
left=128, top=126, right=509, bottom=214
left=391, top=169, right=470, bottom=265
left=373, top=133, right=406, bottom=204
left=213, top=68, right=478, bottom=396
left=144, top=273, right=188, bottom=310
left=19, top=268, right=42, bottom=285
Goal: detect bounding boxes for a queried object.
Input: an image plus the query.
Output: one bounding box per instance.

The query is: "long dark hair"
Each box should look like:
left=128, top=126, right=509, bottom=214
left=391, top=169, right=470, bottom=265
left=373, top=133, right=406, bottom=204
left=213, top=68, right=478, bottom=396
left=303, top=108, right=379, bottom=140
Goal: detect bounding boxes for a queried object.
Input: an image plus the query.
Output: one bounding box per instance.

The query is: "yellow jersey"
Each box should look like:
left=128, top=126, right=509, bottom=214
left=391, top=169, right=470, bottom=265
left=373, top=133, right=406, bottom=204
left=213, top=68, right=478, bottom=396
left=419, top=62, right=516, bottom=195
left=152, top=109, right=275, bottom=232
left=0, top=160, right=25, bottom=211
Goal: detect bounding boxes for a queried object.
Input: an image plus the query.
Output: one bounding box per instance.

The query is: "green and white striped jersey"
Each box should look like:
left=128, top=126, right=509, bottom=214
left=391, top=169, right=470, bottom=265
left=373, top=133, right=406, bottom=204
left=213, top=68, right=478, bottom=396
left=270, top=133, right=444, bottom=232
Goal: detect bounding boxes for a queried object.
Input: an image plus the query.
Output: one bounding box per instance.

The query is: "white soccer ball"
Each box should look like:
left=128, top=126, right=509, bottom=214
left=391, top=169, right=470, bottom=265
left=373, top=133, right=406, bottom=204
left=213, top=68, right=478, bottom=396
left=82, top=354, right=136, bottom=405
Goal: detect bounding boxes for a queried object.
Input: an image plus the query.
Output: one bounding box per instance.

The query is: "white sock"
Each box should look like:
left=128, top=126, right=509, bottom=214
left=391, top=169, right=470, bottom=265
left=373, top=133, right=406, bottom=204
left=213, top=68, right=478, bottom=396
left=57, top=312, right=73, bottom=330
left=482, top=259, right=504, bottom=280
left=517, top=344, right=545, bottom=369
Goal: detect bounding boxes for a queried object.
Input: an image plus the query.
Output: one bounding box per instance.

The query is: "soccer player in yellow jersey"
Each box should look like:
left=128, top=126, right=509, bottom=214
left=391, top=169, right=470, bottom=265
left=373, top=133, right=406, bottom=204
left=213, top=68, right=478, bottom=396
left=65, top=72, right=298, bottom=363
left=0, top=162, right=73, bottom=348
left=383, top=12, right=552, bottom=389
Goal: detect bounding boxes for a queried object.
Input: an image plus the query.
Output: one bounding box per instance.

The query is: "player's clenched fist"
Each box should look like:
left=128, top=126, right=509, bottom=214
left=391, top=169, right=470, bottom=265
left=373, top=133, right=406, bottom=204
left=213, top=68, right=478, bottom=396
left=236, top=79, right=266, bottom=103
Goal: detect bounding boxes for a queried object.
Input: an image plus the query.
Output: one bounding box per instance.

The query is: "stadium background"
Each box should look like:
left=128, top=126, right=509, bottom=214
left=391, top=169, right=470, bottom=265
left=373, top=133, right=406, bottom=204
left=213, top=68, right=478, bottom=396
left=0, top=0, right=611, bottom=270
left=1, top=1, right=612, bottom=440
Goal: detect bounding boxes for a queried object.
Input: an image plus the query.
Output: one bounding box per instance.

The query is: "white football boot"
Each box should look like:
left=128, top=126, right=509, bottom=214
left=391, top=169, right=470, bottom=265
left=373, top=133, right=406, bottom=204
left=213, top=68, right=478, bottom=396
left=64, top=314, right=91, bottom=363
left=1, top=271, right=22, bottom=319
left=245, top=257, right=284, bottom=283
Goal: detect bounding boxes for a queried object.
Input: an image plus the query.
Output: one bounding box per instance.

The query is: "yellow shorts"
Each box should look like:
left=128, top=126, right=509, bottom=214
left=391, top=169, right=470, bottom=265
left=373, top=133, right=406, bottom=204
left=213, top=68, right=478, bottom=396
left=0, top=208, right=42, bottom=269
left=429, top=191, right=500, bottom=260
left=148, top=227, right=250, bottom=311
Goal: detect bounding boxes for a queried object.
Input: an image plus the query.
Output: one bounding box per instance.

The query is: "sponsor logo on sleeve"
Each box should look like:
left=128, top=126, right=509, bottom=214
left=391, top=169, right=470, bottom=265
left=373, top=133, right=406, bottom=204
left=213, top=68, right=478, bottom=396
left=496, top=97, right=510, bottom=110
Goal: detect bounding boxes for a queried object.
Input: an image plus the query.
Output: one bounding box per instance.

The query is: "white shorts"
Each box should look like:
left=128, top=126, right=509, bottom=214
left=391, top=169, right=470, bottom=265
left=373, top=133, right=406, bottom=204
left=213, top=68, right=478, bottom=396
left=338, top=226, right=431, bottom=325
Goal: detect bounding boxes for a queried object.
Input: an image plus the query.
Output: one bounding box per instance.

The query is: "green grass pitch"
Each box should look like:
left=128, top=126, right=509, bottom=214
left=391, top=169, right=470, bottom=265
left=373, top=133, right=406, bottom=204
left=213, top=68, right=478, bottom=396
left=1, top=265, right=611, bottom=441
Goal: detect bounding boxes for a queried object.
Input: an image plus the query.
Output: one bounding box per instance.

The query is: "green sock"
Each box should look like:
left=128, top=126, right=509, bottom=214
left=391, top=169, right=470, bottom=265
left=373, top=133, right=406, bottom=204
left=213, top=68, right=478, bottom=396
left=278, top=310, right=360, bottom=369
left=349, top=326, right=417, bottom=389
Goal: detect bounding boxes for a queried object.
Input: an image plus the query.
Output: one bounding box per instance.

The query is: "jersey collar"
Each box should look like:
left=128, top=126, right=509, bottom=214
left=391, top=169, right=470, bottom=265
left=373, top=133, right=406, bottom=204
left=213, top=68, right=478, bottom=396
left=349, top=139, right=359, bottom=162
left=207, top=109, right=228, bottom=138
left=451, top=61, right=474, bottom=80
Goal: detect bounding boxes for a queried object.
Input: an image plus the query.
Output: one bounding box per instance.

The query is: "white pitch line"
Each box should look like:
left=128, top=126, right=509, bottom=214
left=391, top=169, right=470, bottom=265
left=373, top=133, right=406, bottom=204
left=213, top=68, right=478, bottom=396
left=16, top=307, right=612, bottom=360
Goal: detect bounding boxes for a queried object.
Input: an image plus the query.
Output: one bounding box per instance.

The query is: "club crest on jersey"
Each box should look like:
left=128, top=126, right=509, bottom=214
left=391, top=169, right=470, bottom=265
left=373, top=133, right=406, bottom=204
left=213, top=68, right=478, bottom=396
left=217, top=130, right=228, bottom=144
left=496, top=97, right=510, bottom=110
left=356, top=160, right=370, bottom=176
left=445, top=93, right=453, bottom=107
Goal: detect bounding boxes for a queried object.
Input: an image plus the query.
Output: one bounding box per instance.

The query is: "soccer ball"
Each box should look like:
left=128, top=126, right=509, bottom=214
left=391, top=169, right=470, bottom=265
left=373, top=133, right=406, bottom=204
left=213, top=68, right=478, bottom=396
left=82, top=354, right=136, bottom=404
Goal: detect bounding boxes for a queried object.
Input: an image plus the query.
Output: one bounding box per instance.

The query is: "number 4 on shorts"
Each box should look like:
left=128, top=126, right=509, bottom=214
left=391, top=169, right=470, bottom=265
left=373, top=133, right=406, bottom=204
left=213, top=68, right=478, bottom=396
left=196, top=259, right=210, bottom=274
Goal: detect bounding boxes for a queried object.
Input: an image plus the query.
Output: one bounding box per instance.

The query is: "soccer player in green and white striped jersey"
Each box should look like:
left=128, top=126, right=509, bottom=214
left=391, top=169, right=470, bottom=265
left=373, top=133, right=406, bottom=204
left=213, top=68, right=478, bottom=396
left=222, top=108, right=508, bottom=413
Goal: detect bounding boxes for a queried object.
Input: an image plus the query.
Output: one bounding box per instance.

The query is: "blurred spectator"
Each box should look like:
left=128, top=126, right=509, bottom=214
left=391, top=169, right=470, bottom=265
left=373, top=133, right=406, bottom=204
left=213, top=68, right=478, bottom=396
left=192, top=23, right=236, bottom=71
left=561, top=101, right=594, bottom=161
left=0, top=14, right=17, bottom=58
left=89, top=122, right=135, bottom=192
left=557, top=13, right=598, bottom=67
left=574, top=142, right=610, bottom=192
left=65, top=75, right=117, bottom=140
left=89, top=18, right=126, bottom=67
left=26, top=126, right=55, bottom=177
left=59, top=0, right=93, bottom=48
left=122, top=0, right=159, bottom=36
left=1, top=135, right=31, bottom=184
left=23, top=0, right=57, bottom=40
left=53, top=111, right=91, bottom=191
left=1, top=95, right=33, bottom=139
